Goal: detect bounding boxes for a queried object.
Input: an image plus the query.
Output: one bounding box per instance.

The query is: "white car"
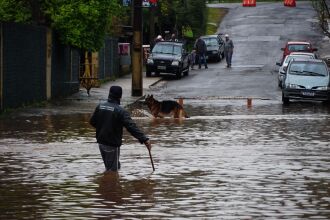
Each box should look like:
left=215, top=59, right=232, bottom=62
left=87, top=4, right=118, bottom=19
left=276, top=52, right=317, bottom=87
left=282, top=59, right=330, bottom=104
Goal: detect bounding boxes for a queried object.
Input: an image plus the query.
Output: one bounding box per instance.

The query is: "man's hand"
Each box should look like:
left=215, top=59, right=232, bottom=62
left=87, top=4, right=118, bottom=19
left=144, top=140, right=151, bottom=150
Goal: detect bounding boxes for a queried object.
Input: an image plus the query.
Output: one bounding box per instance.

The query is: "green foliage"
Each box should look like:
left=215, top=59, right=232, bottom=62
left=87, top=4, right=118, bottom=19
left=206, top=7, right=227, bottom=35
left=0, top=0, right=126, bottom=51
left=187, top=0, right=206, bottom=38
left=0, top=0, right=32, bottom=23
left=157, top=0, right=206, bottom=39
left=46, top=0, right=110, bottom=51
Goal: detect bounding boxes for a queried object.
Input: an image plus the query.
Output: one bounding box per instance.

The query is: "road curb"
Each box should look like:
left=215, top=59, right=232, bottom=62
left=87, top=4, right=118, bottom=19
left=126, top=77, right=163, bottom=107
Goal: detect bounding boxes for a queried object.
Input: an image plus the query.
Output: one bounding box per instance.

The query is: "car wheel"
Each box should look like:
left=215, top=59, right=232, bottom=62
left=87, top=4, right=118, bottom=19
left=282, top=93, right=289, bottom=105
left=323, top=100, right=330, bottom=105
left=184, top=66, right=189, bottom=76
left=176, top=69, right=182, bottom=79
left=216, top=54, right=221, bottom=62
left=146, top=71, right=151, bottom=77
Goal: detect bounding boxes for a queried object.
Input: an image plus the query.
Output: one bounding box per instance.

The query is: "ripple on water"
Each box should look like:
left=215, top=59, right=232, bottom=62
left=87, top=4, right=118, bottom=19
left=1, top=105, right=330, bottom=219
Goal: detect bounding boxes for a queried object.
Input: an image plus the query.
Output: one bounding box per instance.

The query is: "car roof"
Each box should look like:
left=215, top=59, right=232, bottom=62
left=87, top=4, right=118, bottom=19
left=284, top=54, right=314, bottom=62
left=156, top=41, right=183, bottom=45
left=287, top=41, right=311, bottom=45
left=290, top=52, right=315, bottom=56
left=290, top=58, right=324, bottom=63
left=201, top=35, right=218, bottom=38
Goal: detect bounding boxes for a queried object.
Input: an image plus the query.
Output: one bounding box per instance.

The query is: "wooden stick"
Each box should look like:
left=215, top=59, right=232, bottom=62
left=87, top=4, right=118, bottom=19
left=148, top=148, right=155, bottom=171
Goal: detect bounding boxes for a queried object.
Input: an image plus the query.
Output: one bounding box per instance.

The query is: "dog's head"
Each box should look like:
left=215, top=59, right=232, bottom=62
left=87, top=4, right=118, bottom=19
left=145, top=95, right=155, bottom=105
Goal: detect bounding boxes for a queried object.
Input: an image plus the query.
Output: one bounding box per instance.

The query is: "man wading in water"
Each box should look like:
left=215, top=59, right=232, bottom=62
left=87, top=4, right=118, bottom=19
left=90, top=86, right=152, bottom=172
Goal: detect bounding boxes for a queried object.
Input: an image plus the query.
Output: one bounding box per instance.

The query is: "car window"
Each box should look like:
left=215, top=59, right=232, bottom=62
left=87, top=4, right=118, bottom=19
left=202, top=38, right=218, bottom=46
left=289, top=62, right=328, bottom=76
left=288, top=44, right=310, bottom=51
left=152, top=44, right=182, bottom=55
left=284, top=55, right=314, bottom=64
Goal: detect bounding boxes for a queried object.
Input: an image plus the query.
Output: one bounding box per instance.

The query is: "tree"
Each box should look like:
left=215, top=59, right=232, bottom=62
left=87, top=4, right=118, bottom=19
left=187, top=0, right=206, bottom=38
left=0, top=0, right=126, bottom=51
left=0, top=0, right=33, bottom=23
left=155, top=0, right=206, bottom=39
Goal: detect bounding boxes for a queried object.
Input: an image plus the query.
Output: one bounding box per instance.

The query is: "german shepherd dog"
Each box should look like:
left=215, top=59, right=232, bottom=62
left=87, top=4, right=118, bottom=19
left=145, top=95, right=189, bottom=118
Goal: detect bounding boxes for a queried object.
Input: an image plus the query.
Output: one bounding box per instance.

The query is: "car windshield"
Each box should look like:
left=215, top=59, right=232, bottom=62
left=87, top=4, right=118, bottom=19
left=202, top=38, right=218, bottom=46
left=288, top=44, right=310, bottom=51
left=289, top=62, right=328, bottom=76
left=284, top=55, right=314, bottom=65
left=152, top=44, right=181, bottom=55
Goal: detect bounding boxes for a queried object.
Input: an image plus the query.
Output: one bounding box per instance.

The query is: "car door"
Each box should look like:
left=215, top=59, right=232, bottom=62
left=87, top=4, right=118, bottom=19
left=182, top=45, right=189, bottom=69
left=217, top=36, right=225, bottom=54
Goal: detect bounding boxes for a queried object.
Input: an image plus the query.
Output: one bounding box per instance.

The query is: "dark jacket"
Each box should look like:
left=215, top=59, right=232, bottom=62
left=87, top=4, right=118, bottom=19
left=90, top=99, right=149, bottom=147
left=194, top=38, right=207, bottom=54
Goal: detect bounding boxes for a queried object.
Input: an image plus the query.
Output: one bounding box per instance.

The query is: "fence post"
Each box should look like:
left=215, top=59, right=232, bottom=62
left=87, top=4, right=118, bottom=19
left=46, top=28, right=52, bottom=100
left=0, top=23, right=3, bottom=111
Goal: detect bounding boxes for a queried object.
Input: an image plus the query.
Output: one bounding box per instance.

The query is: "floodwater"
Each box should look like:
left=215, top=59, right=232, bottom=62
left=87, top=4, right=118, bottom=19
left=0, top=100, right=330, bottom=219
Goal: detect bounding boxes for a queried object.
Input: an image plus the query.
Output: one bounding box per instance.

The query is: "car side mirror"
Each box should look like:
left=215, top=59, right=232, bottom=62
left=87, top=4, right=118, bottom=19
left=281, top=48, right=284, bottom=51
left=283, top=66, right=287, bottom=73
left=276, top=62, right=281, bottom=66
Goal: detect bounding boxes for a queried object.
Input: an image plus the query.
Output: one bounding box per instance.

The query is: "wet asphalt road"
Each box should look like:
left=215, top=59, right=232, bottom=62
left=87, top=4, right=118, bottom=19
left=0, top=2, right=330, bottom=219
left=155, top=2, right=325, bottom=100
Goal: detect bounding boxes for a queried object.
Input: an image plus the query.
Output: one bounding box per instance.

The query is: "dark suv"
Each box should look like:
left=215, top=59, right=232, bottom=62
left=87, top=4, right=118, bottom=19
left=200, top=34, right=224, bottom=62
left=146, top=41, right=189, bottom=79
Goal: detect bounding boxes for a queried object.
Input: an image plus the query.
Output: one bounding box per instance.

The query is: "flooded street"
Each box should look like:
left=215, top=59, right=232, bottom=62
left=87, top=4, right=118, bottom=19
left=1, top=1, right=330, bottom=219
left=1, top=101, right=330, bottom=219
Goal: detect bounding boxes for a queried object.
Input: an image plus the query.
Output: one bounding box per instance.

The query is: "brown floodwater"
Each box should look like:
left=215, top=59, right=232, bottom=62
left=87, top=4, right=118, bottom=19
left=0, top=100, right=329, bottom=219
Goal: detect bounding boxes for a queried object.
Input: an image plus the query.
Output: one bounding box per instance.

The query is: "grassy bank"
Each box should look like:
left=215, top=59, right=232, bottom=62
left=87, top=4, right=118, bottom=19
left=184, top=6, right=228, bottom=50
left=206, top=7, right=228, bottom=35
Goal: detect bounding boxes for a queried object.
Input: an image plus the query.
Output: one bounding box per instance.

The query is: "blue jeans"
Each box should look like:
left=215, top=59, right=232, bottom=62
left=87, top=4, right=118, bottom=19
left=197, top=53, right=208, bottom=68
left=225, top=51, right=233, bottom=66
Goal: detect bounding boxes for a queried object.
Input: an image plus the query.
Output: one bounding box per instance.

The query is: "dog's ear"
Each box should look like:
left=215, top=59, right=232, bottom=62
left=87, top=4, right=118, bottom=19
left=150, top=95, right=153, bottom=98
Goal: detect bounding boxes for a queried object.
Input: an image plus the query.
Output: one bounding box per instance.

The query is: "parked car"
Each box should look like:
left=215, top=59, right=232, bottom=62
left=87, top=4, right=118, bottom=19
left=276, top=52, right=316, bottom=87
left=146, top=41, right=189, bottom=79
left=282, top=59, right=330, bottom=104
left=200, top=34, right=224, bottom=62
left=280, top=41, right=317, bottom=63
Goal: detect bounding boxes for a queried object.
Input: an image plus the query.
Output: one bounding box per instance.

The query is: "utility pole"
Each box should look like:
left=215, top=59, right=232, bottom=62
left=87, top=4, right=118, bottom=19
left=132, top=0, right=143, bottom=96
left=149, top=5, right=155, bottom=47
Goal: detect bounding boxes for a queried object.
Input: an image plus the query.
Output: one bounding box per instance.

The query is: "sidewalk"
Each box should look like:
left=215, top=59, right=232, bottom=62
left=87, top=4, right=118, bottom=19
left=66, top=73, right=161, bottom=112
left=18, top=74, right=161, bottom=116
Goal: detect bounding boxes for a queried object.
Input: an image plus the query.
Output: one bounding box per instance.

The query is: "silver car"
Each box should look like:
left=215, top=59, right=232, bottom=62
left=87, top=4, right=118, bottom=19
left=276, top=52, right=316, bottom=88
left=282, top=59, right=330, bottom=104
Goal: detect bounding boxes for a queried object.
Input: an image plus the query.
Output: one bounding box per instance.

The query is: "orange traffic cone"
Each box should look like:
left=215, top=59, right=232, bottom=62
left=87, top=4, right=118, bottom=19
left=242, top=0, right=256, bottom=7
left=284, top=0, right=296, bottom=7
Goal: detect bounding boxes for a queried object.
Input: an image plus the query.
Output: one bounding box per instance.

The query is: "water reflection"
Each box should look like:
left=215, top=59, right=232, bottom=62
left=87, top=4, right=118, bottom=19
left=0, top=103, right=329, bottom=219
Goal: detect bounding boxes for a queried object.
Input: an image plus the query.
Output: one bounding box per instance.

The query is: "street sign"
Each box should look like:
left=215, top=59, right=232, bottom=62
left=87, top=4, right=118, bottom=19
left=142, top=0, right=157, bottom=7
left=123, top=0, right=131, bottom=6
